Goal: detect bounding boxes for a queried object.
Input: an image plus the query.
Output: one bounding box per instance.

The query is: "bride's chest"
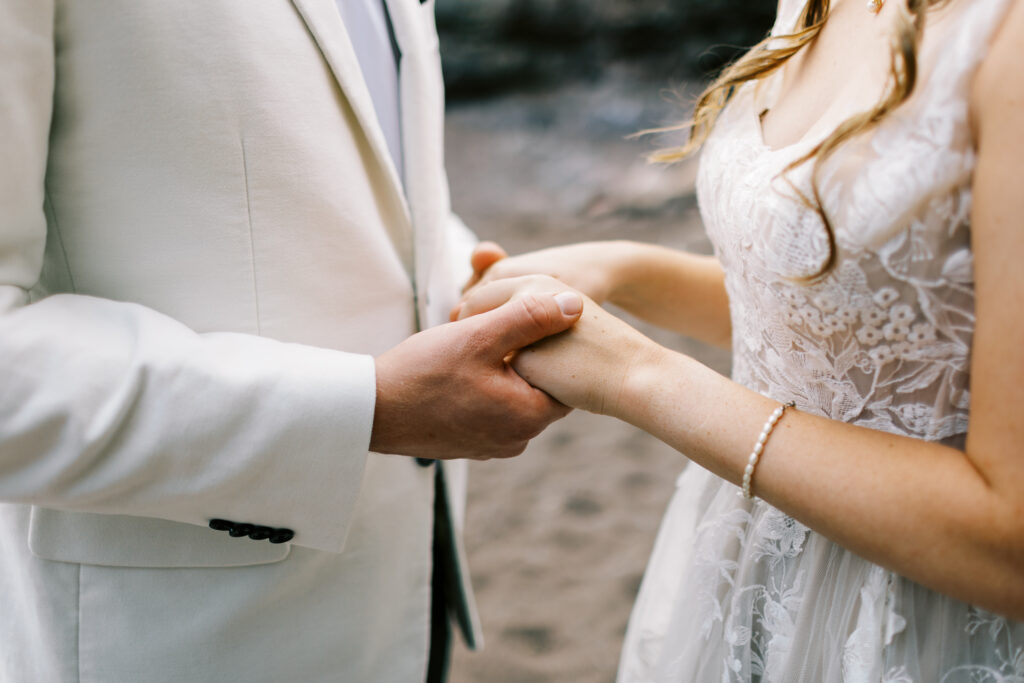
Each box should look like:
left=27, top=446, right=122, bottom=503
left=696, top=84, right=975, bottom=291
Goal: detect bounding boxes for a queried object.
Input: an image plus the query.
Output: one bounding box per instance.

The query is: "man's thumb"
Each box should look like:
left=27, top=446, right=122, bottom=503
left=477, top=291, right=583, bottom=356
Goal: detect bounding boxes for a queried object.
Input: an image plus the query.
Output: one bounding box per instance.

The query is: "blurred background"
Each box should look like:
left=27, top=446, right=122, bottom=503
left=438, top=2, right=774, bottom=681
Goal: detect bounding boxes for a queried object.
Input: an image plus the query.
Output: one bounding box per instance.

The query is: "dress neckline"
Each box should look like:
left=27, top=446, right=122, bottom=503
left=739, top=81, right=823, bottom=160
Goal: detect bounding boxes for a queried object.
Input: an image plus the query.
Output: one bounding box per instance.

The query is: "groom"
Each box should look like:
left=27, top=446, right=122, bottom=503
left=0, top=1, right=580, bottom=681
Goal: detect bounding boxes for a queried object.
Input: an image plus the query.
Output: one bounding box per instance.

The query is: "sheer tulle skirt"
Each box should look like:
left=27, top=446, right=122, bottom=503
left=617, top=465, right=1024, bottom=683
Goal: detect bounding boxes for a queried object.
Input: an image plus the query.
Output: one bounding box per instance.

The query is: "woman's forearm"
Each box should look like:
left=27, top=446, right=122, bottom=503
left=606, top=242, right=732, bottom=348
left=618, top=349, right=1024, bottom=619
left=465, top=240, right=732, bottom=347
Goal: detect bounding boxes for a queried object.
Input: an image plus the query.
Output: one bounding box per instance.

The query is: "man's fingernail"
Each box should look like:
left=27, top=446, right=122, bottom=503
left=554, top=292, right=583, bottom=316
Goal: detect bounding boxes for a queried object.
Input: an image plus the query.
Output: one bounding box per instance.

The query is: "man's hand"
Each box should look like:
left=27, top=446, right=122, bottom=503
left=370, top=291, right=584, bottom=461
left=456, top=274, right=661, bottom=417
left=453, top=241, right=629, bottom=322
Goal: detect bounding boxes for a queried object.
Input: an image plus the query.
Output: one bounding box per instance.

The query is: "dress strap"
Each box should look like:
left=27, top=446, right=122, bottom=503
left=770, top=0, right=808, bottom=38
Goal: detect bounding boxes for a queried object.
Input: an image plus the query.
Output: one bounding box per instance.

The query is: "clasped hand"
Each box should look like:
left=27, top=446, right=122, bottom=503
left=455, top=242, right=664, bottom=418
left=370, top=272, right=585, bottom=461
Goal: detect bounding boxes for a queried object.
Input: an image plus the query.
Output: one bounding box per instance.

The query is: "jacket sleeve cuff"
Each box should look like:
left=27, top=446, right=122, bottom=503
left=196, top=340, right=377, bottom=554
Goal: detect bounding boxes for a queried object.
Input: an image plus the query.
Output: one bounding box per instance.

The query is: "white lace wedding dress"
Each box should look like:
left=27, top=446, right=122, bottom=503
left=617, top=1, right=1024, bottom=681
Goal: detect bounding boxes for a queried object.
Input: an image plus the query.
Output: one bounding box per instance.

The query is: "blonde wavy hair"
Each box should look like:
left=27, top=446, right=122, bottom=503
left=655, top=0, right=943, bottom=279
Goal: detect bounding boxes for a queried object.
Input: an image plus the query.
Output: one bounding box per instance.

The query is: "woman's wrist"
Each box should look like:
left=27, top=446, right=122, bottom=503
left=598, top=240, right=653, bottom=306
left=611, top=340, right=680, bottom=425
left=603, top=241, right=697, bottom=311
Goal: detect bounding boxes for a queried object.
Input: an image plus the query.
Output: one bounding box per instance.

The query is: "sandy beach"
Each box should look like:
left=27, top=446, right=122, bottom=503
left=442, top=71, right=731, bottom=682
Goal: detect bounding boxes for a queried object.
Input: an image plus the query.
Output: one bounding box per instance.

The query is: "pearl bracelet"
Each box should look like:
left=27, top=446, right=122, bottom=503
left=741, top=401, right=796, bottom=500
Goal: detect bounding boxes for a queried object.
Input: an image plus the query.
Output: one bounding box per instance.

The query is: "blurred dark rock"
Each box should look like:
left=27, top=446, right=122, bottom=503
left=435, top=0, right=776, bottom=100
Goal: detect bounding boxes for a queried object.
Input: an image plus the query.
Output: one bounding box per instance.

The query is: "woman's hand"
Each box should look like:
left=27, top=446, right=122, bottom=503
left=458, top=274, right=666, bottom=416
left=461, top=241, right=633, bottom=304
left=457, top=240, right=734, bottom=348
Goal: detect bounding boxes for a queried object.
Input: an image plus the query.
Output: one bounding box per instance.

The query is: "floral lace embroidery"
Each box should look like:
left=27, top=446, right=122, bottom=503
left=630, top=0, right=1024, bottom=680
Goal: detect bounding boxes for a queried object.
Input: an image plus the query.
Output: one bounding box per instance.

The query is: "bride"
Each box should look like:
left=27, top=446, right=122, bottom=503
left=457, top=0, right=1024, bottom=680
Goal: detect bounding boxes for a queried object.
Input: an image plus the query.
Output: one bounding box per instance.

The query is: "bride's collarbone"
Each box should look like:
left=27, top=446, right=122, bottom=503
left=759, top=0, right=898, bottom=151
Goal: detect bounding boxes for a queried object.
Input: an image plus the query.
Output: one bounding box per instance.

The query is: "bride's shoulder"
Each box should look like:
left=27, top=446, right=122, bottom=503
left=920, top=0, right=1017, bottom=47
left=906, top=0, right=1018, bottom=110
left=973, top=0, right=1024, bottom=83
left=970, top=0, right=1024, bottom=138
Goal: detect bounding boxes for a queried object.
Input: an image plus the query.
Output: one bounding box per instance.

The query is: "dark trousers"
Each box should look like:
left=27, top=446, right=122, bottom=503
left=425, top=466, right=453, bottom=683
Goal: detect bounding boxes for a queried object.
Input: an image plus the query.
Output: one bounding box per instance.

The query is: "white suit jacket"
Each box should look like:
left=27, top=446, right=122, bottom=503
left=0, top=0, right=480, bottom=681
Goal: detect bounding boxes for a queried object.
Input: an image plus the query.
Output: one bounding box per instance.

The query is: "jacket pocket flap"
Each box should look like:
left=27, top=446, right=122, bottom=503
left=28, top=507, right=290, bottom=568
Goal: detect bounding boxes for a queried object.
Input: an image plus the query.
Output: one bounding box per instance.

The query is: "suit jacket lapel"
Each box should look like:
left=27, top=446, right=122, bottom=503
left=296, top=0, right=483, bottom=651
left=386, top=3, right=484, bottom=647
left=290, top=0, right=414, bottom=275
left=382, top=0, right=443, bottom=315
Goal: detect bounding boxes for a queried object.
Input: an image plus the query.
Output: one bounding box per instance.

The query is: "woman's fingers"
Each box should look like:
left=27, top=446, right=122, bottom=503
left=463, top=241, right=508, bottom=293
left=458, top=275, right=578, bottom=321
left=458, top=278, right=526, bottom=320
left=471, top=241, right=507, bottom=272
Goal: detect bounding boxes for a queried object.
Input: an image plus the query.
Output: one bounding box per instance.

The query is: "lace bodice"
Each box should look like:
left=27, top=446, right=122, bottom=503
left=617, top=1, right=1023, bottom=682
left=699, top=0, right=992, bottom=445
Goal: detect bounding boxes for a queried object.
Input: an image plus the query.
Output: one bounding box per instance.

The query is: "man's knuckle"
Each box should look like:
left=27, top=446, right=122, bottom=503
left=518, top=295, right=556, bottom=333
left=509, top=411, right=547, bottom=440
left=523, top=425, right=545, bottom=442
left=510, top=424, right=537, bottom=442
left=502, top=441, right=528, bottom=458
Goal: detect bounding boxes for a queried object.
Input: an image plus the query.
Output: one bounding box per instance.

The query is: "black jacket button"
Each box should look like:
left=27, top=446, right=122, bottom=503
left=248, top=526, right=274, bottom=541
left=268, top=528, right=295, bottom=544
left=229, top=523, right=255, bottom=538
left=209, top=519, right=234, bottom=532
left=415, top=458, right=435, bottom=467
